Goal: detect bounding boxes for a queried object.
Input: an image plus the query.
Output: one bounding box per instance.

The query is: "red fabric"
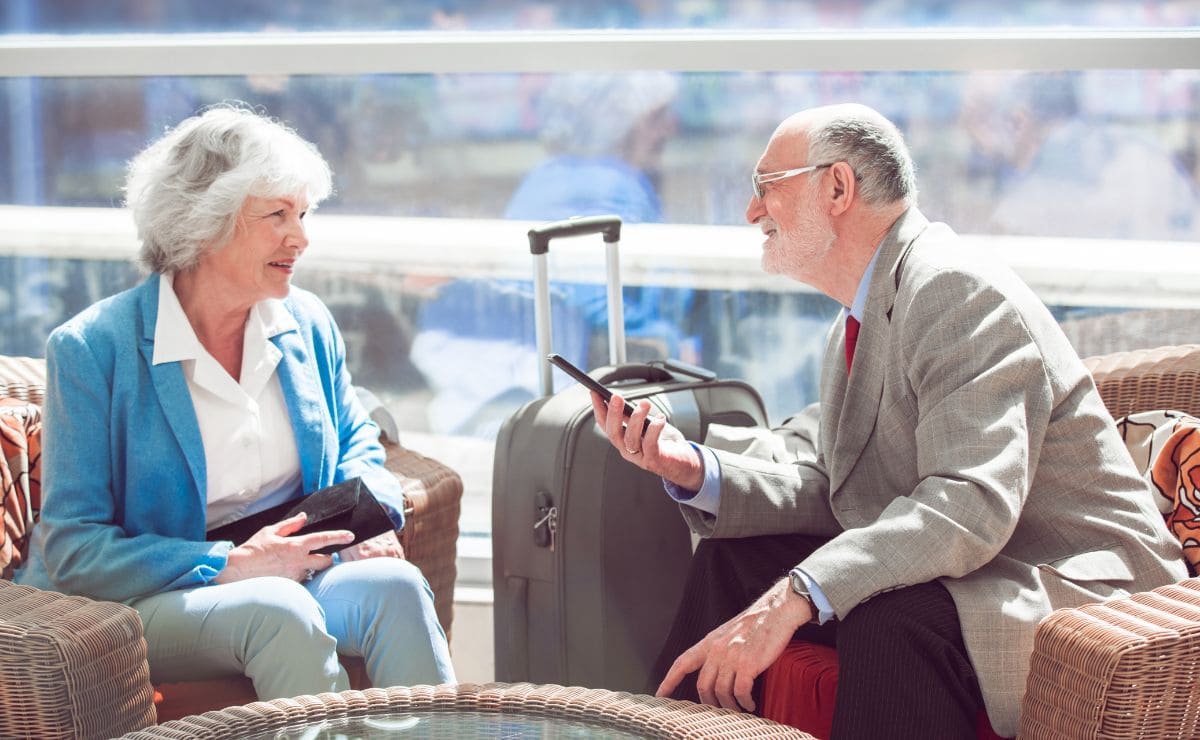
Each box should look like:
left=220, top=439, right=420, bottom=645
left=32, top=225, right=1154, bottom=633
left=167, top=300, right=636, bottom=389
left=844, top=315, right=860, bottom=372
left=762, top=639, right=1010, bottom=739
left=762, top=641, right=839, bottom=739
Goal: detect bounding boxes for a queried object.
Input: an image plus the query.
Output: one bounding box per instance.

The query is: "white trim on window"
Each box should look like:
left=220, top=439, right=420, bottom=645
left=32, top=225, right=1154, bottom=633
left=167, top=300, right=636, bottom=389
left=1, top=29, right=1198, bottom=77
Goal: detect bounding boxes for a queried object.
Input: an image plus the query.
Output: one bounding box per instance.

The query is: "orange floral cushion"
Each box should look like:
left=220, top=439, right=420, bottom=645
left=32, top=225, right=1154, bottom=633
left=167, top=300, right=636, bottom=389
left=0, top=399, right=42, bottom=579
left=1116, top=410, right=1200, bottom=576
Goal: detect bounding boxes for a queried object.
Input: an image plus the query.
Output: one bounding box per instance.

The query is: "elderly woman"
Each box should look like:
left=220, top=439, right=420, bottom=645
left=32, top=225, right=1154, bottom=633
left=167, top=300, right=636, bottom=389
left=16, top=105, right=455, bottom=697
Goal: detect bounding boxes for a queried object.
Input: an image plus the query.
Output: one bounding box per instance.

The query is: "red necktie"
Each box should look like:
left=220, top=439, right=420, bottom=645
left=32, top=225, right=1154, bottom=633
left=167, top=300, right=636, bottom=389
left=844, top=315, right=860, bottom=372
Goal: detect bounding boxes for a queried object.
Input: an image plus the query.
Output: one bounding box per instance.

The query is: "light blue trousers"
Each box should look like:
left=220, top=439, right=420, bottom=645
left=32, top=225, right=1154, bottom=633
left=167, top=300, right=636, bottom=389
left=131, top=557, right=455, bottom=699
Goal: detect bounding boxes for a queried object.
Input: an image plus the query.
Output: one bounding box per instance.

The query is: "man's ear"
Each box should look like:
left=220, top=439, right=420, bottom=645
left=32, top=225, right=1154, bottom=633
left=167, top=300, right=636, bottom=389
left=828, top=161, right=856, bottom=216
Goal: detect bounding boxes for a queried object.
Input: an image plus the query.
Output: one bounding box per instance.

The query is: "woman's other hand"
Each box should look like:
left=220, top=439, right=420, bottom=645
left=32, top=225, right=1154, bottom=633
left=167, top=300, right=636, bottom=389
left=213, top=512, right=354, bottom=584
left=338, top=529, right=404, bottom=562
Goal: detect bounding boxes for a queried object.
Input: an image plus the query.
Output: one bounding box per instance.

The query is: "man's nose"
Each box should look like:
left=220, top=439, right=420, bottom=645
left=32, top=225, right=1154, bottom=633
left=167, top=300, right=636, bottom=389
left=745, top=193, right=766, bottom=224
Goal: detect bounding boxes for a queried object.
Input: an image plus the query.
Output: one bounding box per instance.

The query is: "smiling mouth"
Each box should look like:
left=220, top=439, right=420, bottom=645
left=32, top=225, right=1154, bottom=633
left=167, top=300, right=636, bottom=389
left=269, top=260, right=295, bottom=270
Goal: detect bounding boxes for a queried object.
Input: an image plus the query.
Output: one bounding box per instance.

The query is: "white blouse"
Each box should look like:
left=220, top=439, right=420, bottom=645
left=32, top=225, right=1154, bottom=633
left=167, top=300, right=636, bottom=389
left=153, top=274, right=303, bottom=530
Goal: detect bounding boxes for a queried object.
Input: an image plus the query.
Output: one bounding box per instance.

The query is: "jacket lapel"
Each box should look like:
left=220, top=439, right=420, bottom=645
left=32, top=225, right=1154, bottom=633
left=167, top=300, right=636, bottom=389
left=138, top=273, right=207, bottom=499
left=272, top=318, right=326, bottom=494
left=826, top=208, right=929, bottom=494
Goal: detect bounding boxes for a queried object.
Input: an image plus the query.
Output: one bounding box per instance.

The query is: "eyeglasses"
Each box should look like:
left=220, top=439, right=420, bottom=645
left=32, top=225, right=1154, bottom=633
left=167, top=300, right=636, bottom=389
left=751, top=163, right=832, bottom=199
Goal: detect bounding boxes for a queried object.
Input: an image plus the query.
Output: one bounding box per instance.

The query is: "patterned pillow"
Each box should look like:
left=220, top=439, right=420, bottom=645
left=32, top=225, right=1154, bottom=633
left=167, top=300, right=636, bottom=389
left=0, top=398, right=42, bottom=579
left=1116, top=410, right=1200, bottom=576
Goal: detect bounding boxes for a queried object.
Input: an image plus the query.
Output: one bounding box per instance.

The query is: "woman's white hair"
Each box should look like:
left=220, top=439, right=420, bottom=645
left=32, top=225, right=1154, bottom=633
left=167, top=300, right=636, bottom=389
left=125, top=103, right=333, bottom=274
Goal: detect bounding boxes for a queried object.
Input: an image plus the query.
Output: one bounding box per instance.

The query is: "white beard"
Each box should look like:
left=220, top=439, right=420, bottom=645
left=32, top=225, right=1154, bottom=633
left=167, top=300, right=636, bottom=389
left=761, top=198, right=836, bottom=281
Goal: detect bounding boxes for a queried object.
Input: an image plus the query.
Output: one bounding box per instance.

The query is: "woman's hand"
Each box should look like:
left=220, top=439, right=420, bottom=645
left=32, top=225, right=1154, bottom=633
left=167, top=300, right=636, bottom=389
left=213, top=512, right=354, bottom=584
left=590, top=391, right=705, bottom=491
left=338, top=529, right=404, bottom=562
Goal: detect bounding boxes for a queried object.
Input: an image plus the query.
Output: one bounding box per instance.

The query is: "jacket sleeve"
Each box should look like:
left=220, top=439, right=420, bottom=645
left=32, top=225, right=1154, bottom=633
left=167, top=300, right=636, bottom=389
left=679, top=403, right=842, bottom=539
left=37, top=326, right=231, bottom=603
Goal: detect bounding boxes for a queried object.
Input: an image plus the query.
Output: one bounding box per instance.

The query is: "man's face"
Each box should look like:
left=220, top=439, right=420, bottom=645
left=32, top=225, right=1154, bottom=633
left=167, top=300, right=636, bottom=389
left=746, top=133, right=836, bottom=282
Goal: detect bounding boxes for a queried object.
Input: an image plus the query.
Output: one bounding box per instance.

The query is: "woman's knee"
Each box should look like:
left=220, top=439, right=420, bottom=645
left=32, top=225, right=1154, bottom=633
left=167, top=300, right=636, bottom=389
left=221, top=576, right=329, bottom=634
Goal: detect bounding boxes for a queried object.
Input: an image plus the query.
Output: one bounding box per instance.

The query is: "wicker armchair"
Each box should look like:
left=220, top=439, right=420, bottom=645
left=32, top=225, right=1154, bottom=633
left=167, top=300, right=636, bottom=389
left=0, top=355, right=463, bottom=735
left=1018, top=344, right=1200, bottom=739
left=758, top=345, right=1200, bottom=739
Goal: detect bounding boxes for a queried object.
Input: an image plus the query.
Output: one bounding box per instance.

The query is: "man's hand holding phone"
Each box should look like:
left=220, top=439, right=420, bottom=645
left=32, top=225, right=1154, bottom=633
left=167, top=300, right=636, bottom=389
left=548, top=353, right=705, bottom=489
left=587, top=388, right=705, bottom=492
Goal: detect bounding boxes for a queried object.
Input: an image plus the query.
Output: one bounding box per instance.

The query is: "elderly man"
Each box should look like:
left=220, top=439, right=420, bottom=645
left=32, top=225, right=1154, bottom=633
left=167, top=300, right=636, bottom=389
left=590, top=103, right=1185, bottom=738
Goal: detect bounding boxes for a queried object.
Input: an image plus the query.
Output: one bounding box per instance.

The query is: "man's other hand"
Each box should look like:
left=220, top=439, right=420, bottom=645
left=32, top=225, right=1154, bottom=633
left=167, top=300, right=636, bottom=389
left=655, top=576, right=813, bottom=712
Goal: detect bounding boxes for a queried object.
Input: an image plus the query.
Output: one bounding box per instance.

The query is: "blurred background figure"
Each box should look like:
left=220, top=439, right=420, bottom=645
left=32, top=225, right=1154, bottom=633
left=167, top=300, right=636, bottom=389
left=961, top=71, right=1200, bottom=241
left=410, top=71, right=696, bottom=437
left=506, top=71, right=679, bottom=223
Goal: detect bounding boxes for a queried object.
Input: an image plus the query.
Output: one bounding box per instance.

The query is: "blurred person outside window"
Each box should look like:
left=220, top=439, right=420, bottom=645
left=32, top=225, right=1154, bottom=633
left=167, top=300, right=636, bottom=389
left=410, top=71, right=695, bottom=437
left=961, top=71, right=1200, bottom=241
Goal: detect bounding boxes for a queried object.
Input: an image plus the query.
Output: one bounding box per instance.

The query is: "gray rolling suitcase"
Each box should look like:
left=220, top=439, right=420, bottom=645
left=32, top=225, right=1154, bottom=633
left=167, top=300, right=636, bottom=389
left=492, top=215, right=768, bottom=693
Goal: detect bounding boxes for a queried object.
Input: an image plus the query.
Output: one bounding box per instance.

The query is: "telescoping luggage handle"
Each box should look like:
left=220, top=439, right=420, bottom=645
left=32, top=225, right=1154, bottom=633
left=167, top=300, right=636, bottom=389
left=528, top=215, right=624, bottom=397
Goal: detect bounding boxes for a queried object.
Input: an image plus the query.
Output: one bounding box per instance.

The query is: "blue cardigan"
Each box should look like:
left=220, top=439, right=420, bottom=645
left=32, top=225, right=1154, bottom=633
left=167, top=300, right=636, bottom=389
left=17, top=273, right=404, bottom=603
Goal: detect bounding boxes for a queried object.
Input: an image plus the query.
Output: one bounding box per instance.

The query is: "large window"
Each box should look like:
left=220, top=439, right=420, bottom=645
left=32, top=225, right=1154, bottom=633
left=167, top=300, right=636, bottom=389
left=3, top=5, right=1198, bottom=572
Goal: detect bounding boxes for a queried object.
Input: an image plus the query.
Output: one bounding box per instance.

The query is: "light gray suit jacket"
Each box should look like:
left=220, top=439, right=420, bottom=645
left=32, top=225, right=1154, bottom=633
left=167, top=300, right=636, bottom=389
left=681, top=208, right=1186, bottom=736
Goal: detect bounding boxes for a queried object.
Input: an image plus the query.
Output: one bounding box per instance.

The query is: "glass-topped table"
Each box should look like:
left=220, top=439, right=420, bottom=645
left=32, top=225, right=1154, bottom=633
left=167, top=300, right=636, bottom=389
left=246, top=709, right=645, bottom=739
left=120, top=682, right=814, bottom=739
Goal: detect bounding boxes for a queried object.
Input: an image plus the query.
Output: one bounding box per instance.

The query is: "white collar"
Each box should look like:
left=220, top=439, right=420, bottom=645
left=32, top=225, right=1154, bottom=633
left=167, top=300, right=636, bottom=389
left=152, top=273, right=298, bottom=366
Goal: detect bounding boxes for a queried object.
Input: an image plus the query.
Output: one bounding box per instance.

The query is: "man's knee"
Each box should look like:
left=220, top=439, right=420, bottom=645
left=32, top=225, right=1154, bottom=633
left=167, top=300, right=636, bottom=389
left=836, top=581, right=959, bottom=654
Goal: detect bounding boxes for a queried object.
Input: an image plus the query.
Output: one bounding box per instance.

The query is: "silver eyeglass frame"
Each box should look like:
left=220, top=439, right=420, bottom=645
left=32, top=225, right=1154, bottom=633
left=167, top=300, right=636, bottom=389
left=752, top=163, right=832, bottom=199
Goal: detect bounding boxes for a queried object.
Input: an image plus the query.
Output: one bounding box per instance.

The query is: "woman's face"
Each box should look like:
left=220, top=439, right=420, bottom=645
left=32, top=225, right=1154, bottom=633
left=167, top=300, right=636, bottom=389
left=207, top=194, right=310, bottom=305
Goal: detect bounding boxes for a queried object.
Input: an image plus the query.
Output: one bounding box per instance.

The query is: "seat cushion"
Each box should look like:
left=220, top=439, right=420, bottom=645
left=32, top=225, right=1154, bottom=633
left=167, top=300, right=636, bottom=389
left=1116, top=409, right=1200, bottom=575
left=0, top=399, right=41, bottom=579
left=761, top=640, right=1008, bottom=739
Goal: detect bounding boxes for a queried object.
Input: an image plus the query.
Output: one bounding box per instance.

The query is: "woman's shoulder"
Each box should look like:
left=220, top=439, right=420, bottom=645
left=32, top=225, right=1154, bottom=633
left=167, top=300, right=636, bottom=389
left=49, top=276, right=152, bottom=348
left=280, top=286, right=338, bottom=334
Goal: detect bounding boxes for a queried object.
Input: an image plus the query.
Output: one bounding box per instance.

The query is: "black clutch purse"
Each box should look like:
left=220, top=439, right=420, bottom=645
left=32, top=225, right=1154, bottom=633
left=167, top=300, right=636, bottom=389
left=207, top=477, right=395, bottom=555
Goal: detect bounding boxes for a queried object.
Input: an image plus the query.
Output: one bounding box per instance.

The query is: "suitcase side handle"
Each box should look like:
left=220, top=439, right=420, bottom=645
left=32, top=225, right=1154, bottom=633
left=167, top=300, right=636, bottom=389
left=527, top=215, right=622, bottom=254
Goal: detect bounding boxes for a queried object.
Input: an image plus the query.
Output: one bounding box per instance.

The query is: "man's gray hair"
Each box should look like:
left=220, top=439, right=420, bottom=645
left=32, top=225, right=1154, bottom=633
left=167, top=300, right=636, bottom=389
left=806, top=110, right=918, bottom=208
left=125, top=103, right=333, bottom=274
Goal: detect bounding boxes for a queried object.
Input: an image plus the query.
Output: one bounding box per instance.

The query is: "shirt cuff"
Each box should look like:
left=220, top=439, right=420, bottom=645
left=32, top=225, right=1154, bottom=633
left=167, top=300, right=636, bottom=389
left=791, top=567, right=836, bottom=625
left=662, top=443, right=721, bottom=516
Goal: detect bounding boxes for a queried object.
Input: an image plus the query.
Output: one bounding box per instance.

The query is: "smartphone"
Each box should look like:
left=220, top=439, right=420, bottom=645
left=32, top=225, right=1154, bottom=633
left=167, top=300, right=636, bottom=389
left=547, top=353, right=650, bottom=433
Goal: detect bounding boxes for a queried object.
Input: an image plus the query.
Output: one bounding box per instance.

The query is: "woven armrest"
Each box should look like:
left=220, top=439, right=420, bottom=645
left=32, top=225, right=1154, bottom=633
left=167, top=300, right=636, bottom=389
left=0, top=580, right=156, bottom=738
left=1084, top=344, right=1200, bottom=419
left=1020, top=578, right=1200, bottom=739
left=0, top=356, right=46, bottom=406
left=383, top=440, right=462, bottom=641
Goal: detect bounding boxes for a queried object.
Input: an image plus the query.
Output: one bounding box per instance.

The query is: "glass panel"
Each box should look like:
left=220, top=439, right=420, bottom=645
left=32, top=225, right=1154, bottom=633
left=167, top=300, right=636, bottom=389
left=7, top=1, right=1200, bottom=33
left=4, top=68, right=1198, bottom=543
left=7, top=70, right=1198, bottom=235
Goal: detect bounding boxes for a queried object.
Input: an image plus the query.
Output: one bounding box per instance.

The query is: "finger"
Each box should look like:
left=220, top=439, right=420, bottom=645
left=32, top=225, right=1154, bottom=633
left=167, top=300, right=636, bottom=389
left=607, top=394, right=629, bottom=441
left=733, top=671, right=757, bottom=713
left=714, top=667, right=737, bottom=711
left=656, top=645, right=705, bottom=699
left=623, top=400, right=652, bottom=453
left=306, top=553, right=335, bottom=573
left=272, top=512, right=309, bottom=536
left=641, top=414, right=667, bottom=456
left=299, top=529, right=355, bottom=552
left=695, top=653, right=720, bottom=707
left=589, top=391, right=609, bottom=427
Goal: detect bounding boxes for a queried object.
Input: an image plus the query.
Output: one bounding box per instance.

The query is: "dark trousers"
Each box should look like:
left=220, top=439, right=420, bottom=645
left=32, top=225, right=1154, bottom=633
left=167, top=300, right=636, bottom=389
left=651, top=533, right=986, bottom=740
